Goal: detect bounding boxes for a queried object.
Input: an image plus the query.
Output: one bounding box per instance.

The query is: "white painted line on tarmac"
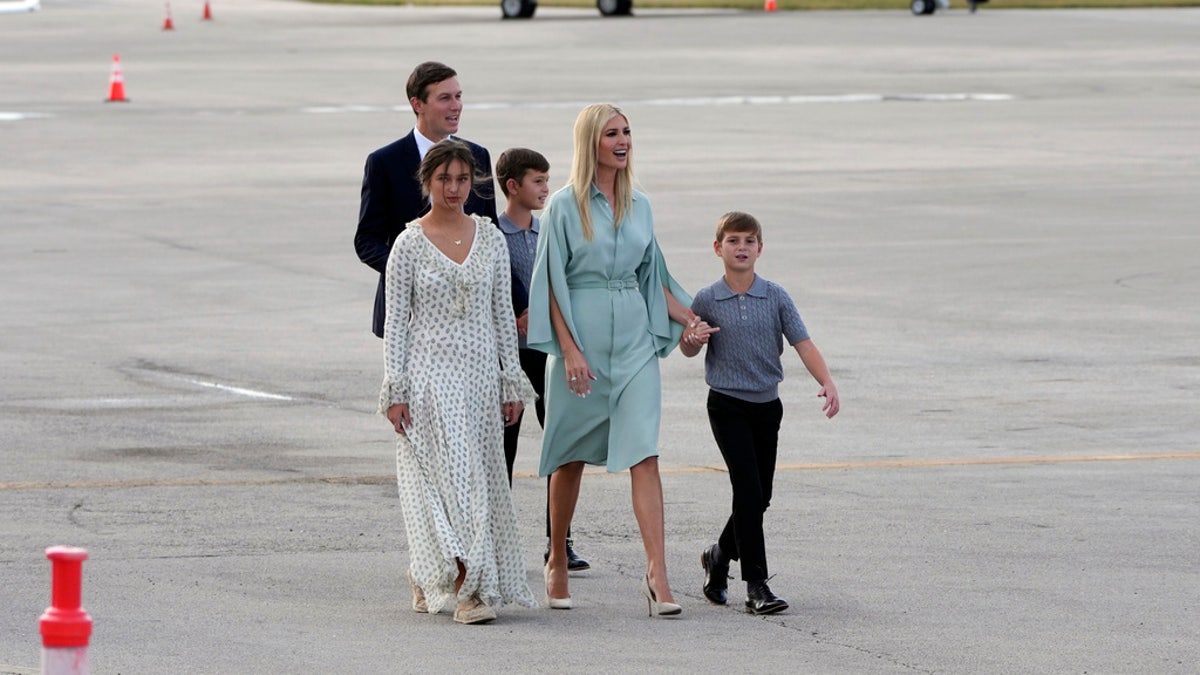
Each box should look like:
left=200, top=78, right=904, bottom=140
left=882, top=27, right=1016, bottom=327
left=133, top=365, right=297, bottom=402
left=0, top=112, right=50, bottom=122
left=300, top=93, right=1013, bottom=115
left=1, top=374, right=298, bottom=409
left=298, top=104, right=387, bottom=114
left=185, top=378, right=295, bottom=401
left=0, top=0, right=41, bottom=14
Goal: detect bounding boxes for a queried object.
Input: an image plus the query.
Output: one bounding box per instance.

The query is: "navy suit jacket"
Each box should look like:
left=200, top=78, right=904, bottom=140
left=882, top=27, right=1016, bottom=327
left=355, top=131, right=498, bottom=337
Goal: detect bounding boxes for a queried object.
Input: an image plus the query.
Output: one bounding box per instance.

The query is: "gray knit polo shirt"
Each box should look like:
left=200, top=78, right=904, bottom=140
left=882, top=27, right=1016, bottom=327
left=498, top=212, right=539, bottom=349
left=690, top=274, right=809, bottom=403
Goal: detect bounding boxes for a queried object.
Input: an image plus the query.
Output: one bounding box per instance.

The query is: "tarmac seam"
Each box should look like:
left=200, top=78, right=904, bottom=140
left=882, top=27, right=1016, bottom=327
left=2, top=452, right=1196, bottom=491
left=771, top=451, right=1200, bottom=471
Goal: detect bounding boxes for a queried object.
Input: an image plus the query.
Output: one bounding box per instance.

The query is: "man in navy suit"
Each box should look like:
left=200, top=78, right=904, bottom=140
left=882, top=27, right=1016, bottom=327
left=355, top=61, right=498, bottom=338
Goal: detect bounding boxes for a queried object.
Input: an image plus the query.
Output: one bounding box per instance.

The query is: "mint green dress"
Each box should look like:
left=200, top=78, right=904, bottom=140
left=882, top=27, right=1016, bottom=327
left=527, top=184, right=691, bottom=476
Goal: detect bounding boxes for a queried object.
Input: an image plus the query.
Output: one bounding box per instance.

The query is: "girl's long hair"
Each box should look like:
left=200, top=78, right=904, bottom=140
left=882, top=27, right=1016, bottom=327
left=418, top=139, right=486, bottom=200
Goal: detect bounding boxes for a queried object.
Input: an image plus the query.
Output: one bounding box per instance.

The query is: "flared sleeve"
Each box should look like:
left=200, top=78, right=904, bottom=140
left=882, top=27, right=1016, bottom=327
left=486, top=222, right=537, bottom=404
left=639, top=233, right=692, bottom=358
left=526, top=187, right=580, bottom=358
left=378, top=228, right=417, bottom=414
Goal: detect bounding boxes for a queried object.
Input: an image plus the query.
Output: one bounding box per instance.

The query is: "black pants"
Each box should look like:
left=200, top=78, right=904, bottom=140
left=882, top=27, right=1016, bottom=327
left=707, top=390, right=783, bottom=583
left=503, top=349, right=546, bottom=482
left=502, top=349, right=563, bottom=539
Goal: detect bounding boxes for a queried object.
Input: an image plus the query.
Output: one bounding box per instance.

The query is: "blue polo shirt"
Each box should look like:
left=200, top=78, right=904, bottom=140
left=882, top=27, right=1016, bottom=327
left=690, top=274, right=809, bottom=403
left=498, top=212, right=540, bottom=349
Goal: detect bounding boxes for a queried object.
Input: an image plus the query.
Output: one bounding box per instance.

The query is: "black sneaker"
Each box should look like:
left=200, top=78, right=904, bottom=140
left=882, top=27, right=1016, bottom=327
left=745, top=580, right=788, bottom=615
left=700, top=544, right=729, bottom=605
left=543, top=538, right=591, bottom=572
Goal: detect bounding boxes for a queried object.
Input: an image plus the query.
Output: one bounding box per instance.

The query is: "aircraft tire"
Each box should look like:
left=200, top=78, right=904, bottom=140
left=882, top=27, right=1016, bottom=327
left=501, top=0, right=537, bottom=18
left=597, top=0, right=633, bottom=16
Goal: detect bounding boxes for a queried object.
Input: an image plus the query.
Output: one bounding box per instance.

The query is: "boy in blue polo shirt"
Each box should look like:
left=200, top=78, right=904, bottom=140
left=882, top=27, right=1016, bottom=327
left=680, top=211, right=840, bottom=615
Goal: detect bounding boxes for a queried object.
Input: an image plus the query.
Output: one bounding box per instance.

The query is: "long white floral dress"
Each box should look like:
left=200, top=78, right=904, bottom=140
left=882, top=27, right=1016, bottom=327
left=378, top=215, right=538, bottom=614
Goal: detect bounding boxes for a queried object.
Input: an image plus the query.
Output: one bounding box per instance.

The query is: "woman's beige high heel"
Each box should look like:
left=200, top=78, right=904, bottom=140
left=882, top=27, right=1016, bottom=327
left=641, top=574, right=681, bottom=617
left=545, top=565, right=572, bottom=610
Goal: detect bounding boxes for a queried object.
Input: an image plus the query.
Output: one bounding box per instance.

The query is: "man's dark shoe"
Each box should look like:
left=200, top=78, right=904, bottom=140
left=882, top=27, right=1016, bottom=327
left=701, top=544, right=729, bottom=605
left=543, top=538, right=591, bottom=572
left=565, top=539, right=590, bottom=571
left=745, top=580, right=788, bottom=615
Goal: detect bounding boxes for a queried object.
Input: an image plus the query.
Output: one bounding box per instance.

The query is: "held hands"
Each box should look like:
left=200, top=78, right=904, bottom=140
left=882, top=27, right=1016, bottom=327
left=516, top=310, right=529, bottom=337
left=680, top=313, right=718, bottom=358
left=817, top=382, right=840, bottom=419
left=682, top=314, right=718, bottom=347
left=386, top=403, right=412, bottom=435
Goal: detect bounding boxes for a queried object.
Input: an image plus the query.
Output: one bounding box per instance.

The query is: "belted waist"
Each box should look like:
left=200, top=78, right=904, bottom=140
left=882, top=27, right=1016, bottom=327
left=569, top=278, right=639, bottom=291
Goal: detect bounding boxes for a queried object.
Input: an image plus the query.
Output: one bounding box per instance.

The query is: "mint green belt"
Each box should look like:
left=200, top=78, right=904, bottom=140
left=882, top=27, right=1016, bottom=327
left=569, top=278, right=639, bottom=291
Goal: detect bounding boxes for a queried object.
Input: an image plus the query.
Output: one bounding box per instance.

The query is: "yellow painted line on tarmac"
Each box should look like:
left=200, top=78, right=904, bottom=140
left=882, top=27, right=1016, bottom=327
left=679, top=451, right=1200, bottom=474
left=2, top=452, right=1196, bottom=491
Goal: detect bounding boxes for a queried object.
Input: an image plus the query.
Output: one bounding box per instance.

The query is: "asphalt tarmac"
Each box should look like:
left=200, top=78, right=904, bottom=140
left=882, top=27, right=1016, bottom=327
left=2, top=1, right=1198, bottom=672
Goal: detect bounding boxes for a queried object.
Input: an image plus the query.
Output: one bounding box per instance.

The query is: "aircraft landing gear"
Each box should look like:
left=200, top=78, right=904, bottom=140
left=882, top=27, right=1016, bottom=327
left=911, top=0, right=982, bottom=14
left=501, top=0, right=537, bottom=18
left=500, top=0, right=634, bottom=19
left=597, top=0, right=633, bottom=16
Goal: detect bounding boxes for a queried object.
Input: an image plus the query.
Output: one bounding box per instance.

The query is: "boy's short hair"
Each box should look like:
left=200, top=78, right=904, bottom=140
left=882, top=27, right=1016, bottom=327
left=406, top=61, right=457, bottom=110
left=495, top=148, right=550, bottom=197
left=715, top=211, right=763, bottom=242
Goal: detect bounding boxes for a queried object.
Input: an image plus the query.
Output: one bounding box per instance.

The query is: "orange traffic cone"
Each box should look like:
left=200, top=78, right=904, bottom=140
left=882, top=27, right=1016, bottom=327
left=162, top=2, right=174, bottom=29
left=764, top=0, right=777, bottom=10
left=202, top=0, right=212, bottom=20
left=106, top=54, right=128, bottom=102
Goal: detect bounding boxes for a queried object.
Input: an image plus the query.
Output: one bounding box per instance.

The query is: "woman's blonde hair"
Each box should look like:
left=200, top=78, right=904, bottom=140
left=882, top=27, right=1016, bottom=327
left=570, top=103, right=633, bottom=241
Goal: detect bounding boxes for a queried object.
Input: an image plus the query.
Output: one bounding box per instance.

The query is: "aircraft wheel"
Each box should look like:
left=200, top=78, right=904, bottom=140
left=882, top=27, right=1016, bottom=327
left=597, top=0, right=633, bottom=16
left=501, top=0, right=536, bottom=18
left=911, top=0, right=936, bottom=13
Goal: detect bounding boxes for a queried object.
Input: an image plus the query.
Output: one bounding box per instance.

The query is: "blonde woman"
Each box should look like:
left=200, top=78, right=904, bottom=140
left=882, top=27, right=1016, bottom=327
left=527, top=104, right=699, bottom=617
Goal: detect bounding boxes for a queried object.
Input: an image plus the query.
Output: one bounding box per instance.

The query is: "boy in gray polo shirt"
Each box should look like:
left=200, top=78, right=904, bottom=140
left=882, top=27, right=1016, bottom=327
left=680, top=211, right=840, bottom=615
